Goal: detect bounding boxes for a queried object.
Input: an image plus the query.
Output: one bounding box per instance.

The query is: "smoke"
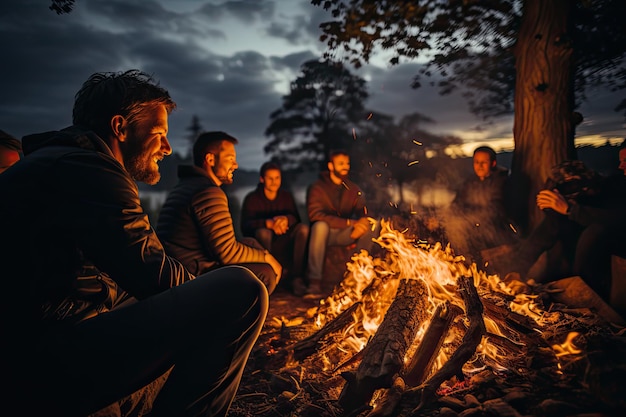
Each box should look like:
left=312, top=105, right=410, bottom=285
left=403, top=178, right=519, bottom=263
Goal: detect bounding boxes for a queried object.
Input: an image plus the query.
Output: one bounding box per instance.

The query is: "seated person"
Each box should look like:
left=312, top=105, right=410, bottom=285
left=0, top=129, right=22, bottom=173
left=305, top=149, right=378, bottom=295
left=496, top=157, right=626, bottom=302
left=0, top=70, right=267, bottom=417
left=156, top=131, right=282, bottom=294
left=241, top=161, right=309, bottom=295
left=437, top=145, right=518, bottom=265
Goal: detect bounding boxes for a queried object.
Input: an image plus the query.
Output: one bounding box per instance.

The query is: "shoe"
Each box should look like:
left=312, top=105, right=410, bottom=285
left=292, top=277, right=307, bottom=297
left=305, top=280, right=324, bottom=297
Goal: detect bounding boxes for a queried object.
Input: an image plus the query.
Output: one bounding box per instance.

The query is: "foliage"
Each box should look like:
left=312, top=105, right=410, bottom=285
left=49, top=0, right=75, bottom=14
left=311, top=0, right=626, bottom=120
left=264, top=59, right=369, bottom=172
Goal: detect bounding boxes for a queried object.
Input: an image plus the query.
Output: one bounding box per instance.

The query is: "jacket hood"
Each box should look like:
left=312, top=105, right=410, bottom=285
left=21, top=126, right=111, bottom=156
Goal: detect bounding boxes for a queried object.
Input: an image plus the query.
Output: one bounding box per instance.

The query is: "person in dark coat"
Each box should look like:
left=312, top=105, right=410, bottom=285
left=305, top=149, right=378, bottom=295
left=439, top=145, right=518, bottom=265
left=241, top=161, right=309, bottom=294
left=0, top=70, right=268, bottom=417
left=494, top=157, right=626, bottom=301
left=156, top=131, right=282, bottom=294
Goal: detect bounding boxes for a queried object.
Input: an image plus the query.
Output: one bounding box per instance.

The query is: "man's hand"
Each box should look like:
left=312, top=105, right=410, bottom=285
left=272, top=216, right=289, bottom=235
left=536, top=189, right=570, bottom=215
left=350, top=217, right=373, bottom=240
left=266, top=216, right=288, bottom=235
left=264, top=251, right=282, bottom=285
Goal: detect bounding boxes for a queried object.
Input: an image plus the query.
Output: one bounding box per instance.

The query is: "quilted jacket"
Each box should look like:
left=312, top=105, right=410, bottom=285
left=156, top=165, right=266, bottom=275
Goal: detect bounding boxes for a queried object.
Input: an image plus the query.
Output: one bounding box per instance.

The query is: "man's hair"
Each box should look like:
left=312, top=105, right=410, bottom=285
left=192, top=131, right=239, bottom=167
left=72, top=69, right=176, bottom=140
left=328, top=149, right=349, bottom=163
left=260, top=161, right=281, bottom=177
left=619, top=139, right=626, bottom=149
left=473, top=146, right=497, bottom=164
left=0, top=130, right=22, bottom=152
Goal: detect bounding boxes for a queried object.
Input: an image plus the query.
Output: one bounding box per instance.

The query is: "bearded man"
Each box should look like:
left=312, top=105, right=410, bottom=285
left=0, top=70, right=268, bottom=417
left=157, top=131, right=282, bottom=294
left=304, top=149, right=378, bottom=295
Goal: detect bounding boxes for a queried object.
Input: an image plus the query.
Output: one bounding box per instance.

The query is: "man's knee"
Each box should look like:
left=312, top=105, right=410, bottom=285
left=200, top=266, right=267, bottom=300
left=254, top=228, right=274, bottom=250
left=292, top=223, right=309, bottom=241
left=310, top=221, right=330, bottom=242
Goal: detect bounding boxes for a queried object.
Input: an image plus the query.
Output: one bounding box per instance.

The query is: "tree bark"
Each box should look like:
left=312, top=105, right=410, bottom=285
left=511, top=0, right=575, bottom=233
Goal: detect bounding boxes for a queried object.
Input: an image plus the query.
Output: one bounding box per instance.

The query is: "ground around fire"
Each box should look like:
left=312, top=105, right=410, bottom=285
left=229, top=284, right=626, bottom=417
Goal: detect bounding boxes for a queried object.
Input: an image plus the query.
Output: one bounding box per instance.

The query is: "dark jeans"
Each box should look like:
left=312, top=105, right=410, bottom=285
left=519, top=212, right=626, bottom=299
left=8, top=266, right=268, bottom=417
left=254, top=223, right=309, bottom=279
left=306, top=220, right=378, bottom=284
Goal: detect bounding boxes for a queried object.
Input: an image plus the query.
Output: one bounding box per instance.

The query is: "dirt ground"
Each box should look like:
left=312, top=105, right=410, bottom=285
left=228, top=281, right=626, bottom=417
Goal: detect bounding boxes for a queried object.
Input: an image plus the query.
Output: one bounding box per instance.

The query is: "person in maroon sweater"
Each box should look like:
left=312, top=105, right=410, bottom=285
left=241, top=161, right=309, bottom=294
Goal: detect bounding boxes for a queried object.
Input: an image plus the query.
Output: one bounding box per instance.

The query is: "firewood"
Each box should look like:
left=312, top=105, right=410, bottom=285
left=292, top=301, right=362, bottom=361
left=338, top=278, right=430, bottom=414
left=410, top=275, right=486, bottom=411
left=365, top=374, right=406, bottom=417
left=403, top=301, right=464, bottom=386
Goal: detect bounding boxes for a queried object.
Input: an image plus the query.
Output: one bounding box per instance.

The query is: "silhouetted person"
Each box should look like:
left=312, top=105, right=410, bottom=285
left=241, top=161, right=309, bottom=295
left=0, top=70, right=268, bottom=417
left=157, top=131, right=282, bottom=294
left=494, top=158, right=626, bottom=301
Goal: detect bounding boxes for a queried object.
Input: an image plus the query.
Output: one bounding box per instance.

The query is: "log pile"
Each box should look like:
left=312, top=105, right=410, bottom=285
left=228, top=222, right=626, bottom=417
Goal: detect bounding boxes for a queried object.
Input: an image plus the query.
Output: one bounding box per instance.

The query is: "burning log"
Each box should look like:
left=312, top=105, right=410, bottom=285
left=402, top=301, right=464, bottom=386
left=292, top=301, right=362, bottom=362
left=338, top=278, right=430, bottom=414
left=410, top=275, right=486, bottom=411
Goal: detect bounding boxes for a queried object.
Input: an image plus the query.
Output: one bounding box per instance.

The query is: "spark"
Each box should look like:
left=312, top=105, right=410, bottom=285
left=367, top=113, right=373, bottom=120
left=413, top=140, right=422, bottom=145
left=352, top=128, right=357, bottom=140
left=408, top=160, right=419, bottom=166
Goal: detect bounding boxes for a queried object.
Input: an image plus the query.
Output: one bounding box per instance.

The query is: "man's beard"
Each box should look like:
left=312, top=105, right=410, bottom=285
left=333, top=169, right=349, bottom=180
left=214, top=167, right=234, bottom=185
left=125, top=141, right=160, bottom=185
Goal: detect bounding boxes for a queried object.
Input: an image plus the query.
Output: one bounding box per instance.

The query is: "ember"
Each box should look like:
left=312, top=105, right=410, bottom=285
left=229, top=220, right=626, bottom=417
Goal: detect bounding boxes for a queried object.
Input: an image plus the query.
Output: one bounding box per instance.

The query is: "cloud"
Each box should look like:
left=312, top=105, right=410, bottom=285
left=0, top=0, right=623, bottom=174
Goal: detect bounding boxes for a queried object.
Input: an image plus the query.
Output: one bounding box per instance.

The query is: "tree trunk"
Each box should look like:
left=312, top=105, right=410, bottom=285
left=510, top=0, right=575, bottom=233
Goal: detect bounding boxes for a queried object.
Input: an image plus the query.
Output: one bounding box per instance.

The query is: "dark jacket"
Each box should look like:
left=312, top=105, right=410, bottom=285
left=0, top=126, right=193, bottom=333
left=567, top=173, right=626, bottom=227
left=452, top=166, right=510, bottom=214
left=306, top=171, right=368, bottom=228
left=156, top=165, right=266, bottom=275
left=240, top=183, right=301, bottom=237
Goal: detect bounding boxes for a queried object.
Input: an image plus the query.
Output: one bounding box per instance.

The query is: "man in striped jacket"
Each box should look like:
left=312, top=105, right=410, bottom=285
left=157, top=131, right=282, bottom=294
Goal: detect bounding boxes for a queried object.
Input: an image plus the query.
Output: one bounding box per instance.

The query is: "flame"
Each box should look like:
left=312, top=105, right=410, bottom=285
left=308, top=220, right=582, bottom=379
left=552, top=332, right=582, bottom=357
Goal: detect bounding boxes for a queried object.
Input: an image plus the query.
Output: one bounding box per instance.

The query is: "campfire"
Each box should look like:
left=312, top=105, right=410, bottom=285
left=229, top=220, right=626, bottom=417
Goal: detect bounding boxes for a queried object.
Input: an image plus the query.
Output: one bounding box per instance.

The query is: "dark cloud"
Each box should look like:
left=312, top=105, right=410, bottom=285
left=1, top=0, right=622, bottom=176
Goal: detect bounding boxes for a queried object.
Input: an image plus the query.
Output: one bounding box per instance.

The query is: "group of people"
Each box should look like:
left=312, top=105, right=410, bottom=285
left=1, top=68, right=625, bottom=417
left=0, top=70, right=379, bottom=417
left=426, top=142, right=626, bottom=313
left=154, top=132, right=377, bottom=297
